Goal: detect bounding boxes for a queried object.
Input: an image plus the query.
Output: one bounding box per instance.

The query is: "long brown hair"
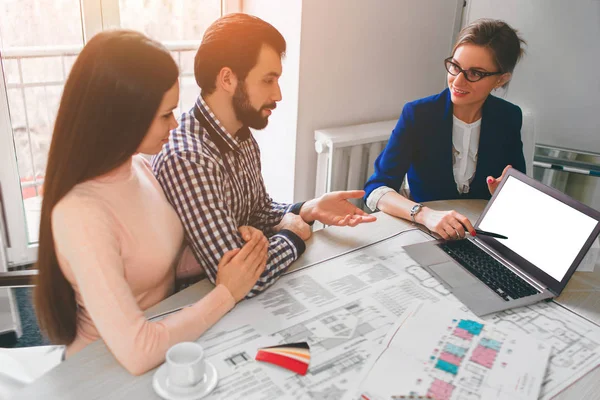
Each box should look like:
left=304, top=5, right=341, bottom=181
left=34, top=30, right=178, bottom=344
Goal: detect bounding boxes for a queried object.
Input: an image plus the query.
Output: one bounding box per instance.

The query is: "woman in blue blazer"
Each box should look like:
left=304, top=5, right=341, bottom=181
left=364, top=19, right=526, bottom=240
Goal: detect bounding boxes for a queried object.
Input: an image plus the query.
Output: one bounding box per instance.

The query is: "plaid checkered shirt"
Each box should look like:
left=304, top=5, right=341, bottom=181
left=152, top=96, right=305, bottom=297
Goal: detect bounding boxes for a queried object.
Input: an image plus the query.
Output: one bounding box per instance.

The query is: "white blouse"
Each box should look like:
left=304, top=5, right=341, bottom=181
left=452, top=115, right=481, bottom=194
left=366, top=115, right=482, bottom=211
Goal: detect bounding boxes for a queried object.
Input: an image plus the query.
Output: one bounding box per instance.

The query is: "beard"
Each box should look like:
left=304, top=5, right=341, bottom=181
left=232, top=82, right=276, bottom=130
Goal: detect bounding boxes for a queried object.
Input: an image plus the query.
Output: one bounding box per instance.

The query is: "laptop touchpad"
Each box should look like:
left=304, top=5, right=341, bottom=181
left=430, top=261, right=478, bottom=288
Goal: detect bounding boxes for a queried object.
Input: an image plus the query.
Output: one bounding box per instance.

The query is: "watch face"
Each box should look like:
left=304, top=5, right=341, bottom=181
left=411, top=204, right=422, bottom=215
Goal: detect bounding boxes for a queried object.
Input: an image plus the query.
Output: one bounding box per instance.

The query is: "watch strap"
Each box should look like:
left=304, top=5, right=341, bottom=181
left=410, top=203, right=424, bottom=223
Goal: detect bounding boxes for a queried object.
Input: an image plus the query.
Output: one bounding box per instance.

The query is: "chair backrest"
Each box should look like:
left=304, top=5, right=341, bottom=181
left=0, top=273, right=36, bottom=337
left=521, top=110, right=536, bottom=177
left=0, top=271, right=38, bottom=288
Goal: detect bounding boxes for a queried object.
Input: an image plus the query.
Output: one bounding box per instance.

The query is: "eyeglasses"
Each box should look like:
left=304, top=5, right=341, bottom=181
left=444, top=57, right=503, bottom=82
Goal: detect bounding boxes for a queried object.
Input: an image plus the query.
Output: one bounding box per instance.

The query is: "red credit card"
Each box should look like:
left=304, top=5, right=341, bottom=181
left=255, top=342, right=310, bottom=375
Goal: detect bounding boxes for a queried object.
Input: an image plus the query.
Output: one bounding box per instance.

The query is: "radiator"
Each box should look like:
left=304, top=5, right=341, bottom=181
left=314, top=120, right=397, bottom=210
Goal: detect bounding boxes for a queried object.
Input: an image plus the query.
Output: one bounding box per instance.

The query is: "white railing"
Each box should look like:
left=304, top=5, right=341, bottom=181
left=1, top=41, right=200, bottom=195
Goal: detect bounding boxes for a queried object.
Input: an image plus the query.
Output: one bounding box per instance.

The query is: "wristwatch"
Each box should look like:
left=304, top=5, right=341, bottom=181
left=410, top=203, right=424, bottom=223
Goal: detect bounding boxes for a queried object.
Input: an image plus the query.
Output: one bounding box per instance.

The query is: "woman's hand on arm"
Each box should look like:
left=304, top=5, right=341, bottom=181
left=216, top=229, right=269, bottom=302
left=238, top=225, right=266, bottom=243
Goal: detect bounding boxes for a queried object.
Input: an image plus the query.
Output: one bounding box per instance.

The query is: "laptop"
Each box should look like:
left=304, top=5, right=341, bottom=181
left=404, top=168, right=600, bottom=316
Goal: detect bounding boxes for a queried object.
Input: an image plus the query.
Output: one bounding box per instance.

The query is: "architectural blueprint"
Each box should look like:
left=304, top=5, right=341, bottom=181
left=484, top=301, right=600, bottom=399
left=354, top=302, right=551, bottom=400
left=186, top=230, right=600, bottom=400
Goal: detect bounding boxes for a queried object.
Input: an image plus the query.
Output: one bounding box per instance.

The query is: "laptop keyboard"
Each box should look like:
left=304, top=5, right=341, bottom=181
left=438, top=240, right=539, bottom=301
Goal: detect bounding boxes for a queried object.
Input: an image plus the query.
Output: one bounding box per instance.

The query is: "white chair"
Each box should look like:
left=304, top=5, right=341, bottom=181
left=0, top=272, right=63, bottom=399
left=0, top=271, right=37, bottom=339
left=521, top=110, right=536, bottom=177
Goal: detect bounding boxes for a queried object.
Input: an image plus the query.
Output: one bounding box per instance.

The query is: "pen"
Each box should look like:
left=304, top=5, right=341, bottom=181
left=474, top=229, right=508, bottom=240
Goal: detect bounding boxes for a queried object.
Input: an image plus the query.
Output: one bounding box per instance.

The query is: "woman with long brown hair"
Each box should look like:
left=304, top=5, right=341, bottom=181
left=33, top=30, right=268, bottom=375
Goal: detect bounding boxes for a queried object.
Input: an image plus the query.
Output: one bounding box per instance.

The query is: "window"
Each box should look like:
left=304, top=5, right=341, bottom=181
left=0, top=0, right=235, bottom=266
left=118, top=0, right=224, bottom=112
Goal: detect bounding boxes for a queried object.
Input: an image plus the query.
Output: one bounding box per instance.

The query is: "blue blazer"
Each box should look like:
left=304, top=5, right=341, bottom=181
left=364, top=88, right=526, bottom=203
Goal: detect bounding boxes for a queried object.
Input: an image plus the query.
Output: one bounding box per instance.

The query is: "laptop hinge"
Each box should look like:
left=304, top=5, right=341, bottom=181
left=469, top=237, right=549, bottom=293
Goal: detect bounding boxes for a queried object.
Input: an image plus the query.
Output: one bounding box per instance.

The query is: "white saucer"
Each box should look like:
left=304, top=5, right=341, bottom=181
left=152, top=361, right=218, bottom=400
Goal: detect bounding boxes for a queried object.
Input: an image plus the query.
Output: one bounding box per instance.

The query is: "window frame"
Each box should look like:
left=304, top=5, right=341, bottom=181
left=0, top=0, right=238, bottom=267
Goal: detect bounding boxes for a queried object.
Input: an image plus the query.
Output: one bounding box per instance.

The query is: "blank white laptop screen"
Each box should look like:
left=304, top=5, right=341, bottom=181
left=478, top=176, right=598, bottom=281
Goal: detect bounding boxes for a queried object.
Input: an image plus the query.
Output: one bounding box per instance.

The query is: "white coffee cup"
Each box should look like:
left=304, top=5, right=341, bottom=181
left=165, top=342, right=206, bottom=388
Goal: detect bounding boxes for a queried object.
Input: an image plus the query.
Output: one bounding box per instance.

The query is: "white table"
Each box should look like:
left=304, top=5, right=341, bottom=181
left=15, top=200, right=600, bottom=399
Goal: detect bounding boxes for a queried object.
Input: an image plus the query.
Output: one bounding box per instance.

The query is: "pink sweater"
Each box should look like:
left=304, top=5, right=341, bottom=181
left=51, top=155, right=235, bottom=375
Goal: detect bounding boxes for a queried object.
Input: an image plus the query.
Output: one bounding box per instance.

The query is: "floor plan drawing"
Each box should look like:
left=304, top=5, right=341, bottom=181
left=484, top=301, right=600, bottom=398
left=185, top=231, right=600, bottom=400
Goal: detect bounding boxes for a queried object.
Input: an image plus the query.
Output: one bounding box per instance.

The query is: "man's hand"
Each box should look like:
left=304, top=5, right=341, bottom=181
left=300, top=190, right=377, bottom=227
left=487, top=165, right=512, bottom=195
left=274, top=213, right=312, bottom=240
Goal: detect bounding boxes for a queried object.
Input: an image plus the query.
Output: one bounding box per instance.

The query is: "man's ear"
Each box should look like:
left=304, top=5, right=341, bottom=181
left=496, top=72, right=512, bottom=89
left=216, top=67, right=238, bottom=95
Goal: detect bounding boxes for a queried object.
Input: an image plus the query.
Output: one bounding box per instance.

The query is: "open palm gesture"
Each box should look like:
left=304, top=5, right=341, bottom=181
left=300, top=190, right=377, bottom=227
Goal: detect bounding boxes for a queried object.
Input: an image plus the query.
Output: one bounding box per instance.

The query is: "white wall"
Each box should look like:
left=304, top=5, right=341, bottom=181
left=243, top=0, right=302, bottom=203
left=294, top=0, right=462, bottom=201
left=246, top=0, right=462, bottom=203
left=464, top=0, right=600, bottom=154
left=465, top=0, right=600, bottom=211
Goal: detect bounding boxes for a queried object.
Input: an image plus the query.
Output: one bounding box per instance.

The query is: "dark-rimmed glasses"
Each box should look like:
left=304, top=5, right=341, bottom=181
left=444, top=57, right=503, bottom=82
